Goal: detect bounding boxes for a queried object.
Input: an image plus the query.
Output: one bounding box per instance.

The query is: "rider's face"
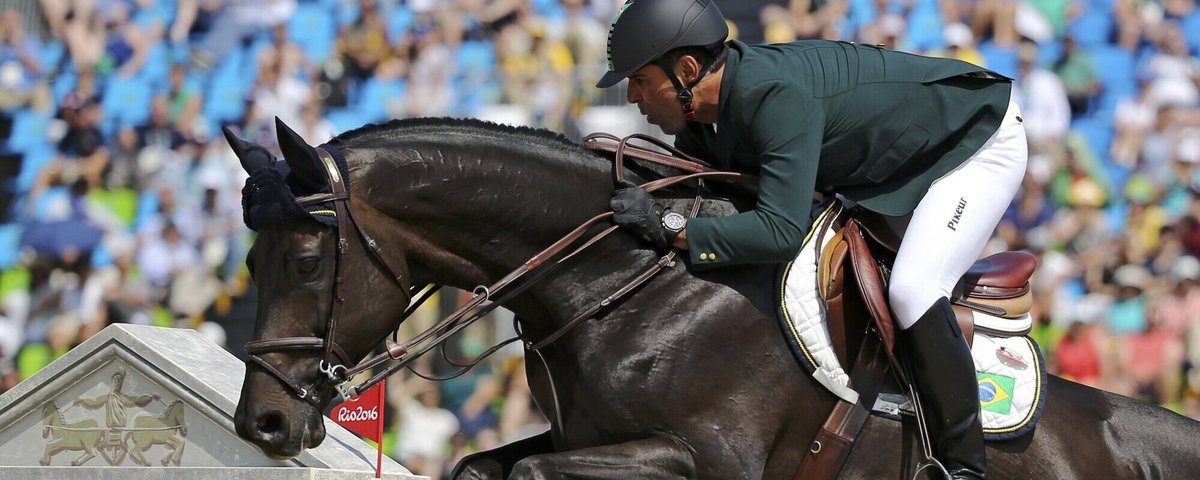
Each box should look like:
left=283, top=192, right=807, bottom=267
left=626, top=63, right=685, bottom=135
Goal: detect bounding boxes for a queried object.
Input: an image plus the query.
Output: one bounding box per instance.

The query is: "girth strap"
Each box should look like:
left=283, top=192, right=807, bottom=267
left=795, top=331, right=890, bottom=480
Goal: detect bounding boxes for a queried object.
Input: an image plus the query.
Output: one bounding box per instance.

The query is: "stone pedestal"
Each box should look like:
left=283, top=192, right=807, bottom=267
left=0, top=324, right=426, bottom=479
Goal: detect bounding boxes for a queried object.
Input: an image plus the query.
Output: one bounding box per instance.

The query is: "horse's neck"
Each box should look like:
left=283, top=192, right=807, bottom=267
left=354, top=141, right=651, bottom=319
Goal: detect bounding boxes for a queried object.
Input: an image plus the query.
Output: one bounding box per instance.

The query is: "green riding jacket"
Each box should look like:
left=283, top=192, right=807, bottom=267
left=677, top=40, right=1013, bottom=269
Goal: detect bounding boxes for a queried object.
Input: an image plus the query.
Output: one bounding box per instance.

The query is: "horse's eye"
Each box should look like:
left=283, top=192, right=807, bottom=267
left=297, top=257, right=320, bottom=275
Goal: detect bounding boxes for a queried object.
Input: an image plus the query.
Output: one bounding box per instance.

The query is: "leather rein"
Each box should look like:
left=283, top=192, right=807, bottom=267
left=242, top=134, right=752, bottom=408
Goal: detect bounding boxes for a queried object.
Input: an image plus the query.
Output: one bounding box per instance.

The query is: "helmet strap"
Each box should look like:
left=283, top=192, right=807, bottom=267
left=656, top=56, right=714, bottom=124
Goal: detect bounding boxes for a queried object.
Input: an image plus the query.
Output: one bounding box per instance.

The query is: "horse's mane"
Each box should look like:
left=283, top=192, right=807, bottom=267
left=327, top=117, right=579, bottom=152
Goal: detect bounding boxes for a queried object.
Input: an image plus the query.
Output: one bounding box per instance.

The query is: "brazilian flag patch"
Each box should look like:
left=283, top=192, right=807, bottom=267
left=977, top=372, right=1015, bottom=415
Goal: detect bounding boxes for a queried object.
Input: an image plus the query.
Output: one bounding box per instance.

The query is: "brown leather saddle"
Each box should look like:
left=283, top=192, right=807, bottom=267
left=797, top=201, right=1037, bottom=479
left=816, top=202, right=1036, bottom=369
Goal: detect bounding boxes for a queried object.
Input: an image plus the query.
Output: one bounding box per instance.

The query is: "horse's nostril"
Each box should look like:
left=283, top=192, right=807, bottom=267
left=256, top=411, right=284, bottom=434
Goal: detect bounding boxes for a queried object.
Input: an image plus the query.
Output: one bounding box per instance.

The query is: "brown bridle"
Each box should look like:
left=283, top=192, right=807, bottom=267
left=242, top=135, right=753, bottom=409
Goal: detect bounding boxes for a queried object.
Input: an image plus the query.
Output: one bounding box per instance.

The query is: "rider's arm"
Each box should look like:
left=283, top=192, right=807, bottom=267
left=683, top=79, right=822, bottom=269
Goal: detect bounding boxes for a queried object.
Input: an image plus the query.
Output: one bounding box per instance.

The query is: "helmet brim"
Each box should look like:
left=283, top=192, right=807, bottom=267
left=596, top=69, right=633, bottom=89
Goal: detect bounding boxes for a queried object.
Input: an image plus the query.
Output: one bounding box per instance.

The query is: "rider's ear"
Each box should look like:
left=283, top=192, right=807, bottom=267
left=275, top=117, right=326, bottom=193
left=680, top=55, right=701, bottom=83
left=222, top=126, right=273, bottom=174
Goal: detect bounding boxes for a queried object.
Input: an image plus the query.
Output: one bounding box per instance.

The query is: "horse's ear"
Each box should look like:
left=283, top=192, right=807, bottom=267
left=275, top=117, right=326, bottom=193
left=223, top=126, right=273, bottom=174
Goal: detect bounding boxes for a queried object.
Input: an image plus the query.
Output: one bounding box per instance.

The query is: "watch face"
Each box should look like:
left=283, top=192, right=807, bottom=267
left=662, top=212, right=686, bottom=231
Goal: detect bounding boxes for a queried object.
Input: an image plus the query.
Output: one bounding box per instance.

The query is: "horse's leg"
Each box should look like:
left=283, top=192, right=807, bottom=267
left=172, top=437, right=185, bottom=465
left=450, top=430, right=554, bottom=480
left=126, top=436, right=151, bottom=467
left=41, top=441, right=61, bottom=466
left=161, top=437, right=184, bottom=466
left=509, top=436, right=696, bottom=480
left=71, top=441, right=95, bottom=467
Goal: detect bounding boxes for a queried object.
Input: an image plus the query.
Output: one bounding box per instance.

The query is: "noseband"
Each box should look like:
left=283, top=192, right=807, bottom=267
left=242, top=136, right=754, bottom=410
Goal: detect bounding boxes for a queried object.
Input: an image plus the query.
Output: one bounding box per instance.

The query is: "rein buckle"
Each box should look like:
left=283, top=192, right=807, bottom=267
left=319, top=360, right=348, bottom=383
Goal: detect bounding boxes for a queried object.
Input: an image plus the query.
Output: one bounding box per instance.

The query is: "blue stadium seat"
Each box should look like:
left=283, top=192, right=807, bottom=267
left=386, top=6, right=415, bottom=42
left=288, top=3, right=337, bottom=63
left=325, top=109, right=367, bottom=136
left=842, top=0, right=878, bottom=38
left=133, top=1, right=176, bottom=28
left=1068, top=11, right=1112, bottom=49
left=1088, top=45, right=1136, bottom=114
left=531, top=0, right=565, bottom=22
left=0, top=223, right=20, bottom=269
left=457, top=41, right=496, bottom=78
left=101, top=75, right=154, bottom=133
left=132, top=189, right=159, bottom=232
left=1036, top=40, right=1063, bottom=69
left=357, top=78, right=406, bottom=122
left=978, top=41, right=1019, bottom=78
left=1182, top=12, right=1200, bottom=55
left=203, top=73, right=249, bottom=126
left=38, top=39, right=66, bottom=74
left=1072, top=117, right=1114, bottom=165
left=12, top=144, right=53, bottom=196
left=137, top=42, right=172, bottom=86
left=337, top=1, right=362, bottom=28
left=906, top=5, right=944, bottom=52
left=5, top=110, right=52, bottom=154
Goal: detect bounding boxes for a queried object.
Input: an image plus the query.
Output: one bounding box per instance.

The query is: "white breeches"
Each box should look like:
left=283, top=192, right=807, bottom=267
left=889, top=100, right=1028, bottom=330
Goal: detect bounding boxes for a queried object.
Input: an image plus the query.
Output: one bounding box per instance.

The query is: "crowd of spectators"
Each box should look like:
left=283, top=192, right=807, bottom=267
left=0, top=0, right=1198, bottom=477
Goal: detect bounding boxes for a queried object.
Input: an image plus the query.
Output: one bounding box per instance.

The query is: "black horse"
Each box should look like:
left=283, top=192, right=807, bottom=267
left=229, top=117, right=1200, bottom=479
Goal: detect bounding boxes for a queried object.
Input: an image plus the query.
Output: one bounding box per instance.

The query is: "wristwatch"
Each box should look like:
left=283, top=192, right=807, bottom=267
left=661, top=211, right=687, bottom=234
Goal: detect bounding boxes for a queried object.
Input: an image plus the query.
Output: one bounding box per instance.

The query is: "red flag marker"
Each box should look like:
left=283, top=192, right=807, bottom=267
left=330, top=380, right=387, bottom=478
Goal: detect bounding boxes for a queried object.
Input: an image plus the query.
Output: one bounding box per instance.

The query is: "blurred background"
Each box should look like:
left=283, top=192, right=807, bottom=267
left=0, top=0, right=1199, bottom=477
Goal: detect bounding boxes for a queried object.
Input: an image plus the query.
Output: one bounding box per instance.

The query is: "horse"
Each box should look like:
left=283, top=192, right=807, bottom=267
left=125, top=400, right=187, bottom=466
left=40, top=400, right=103, bottom=466
left=228, top=117, right=1200, bottom=479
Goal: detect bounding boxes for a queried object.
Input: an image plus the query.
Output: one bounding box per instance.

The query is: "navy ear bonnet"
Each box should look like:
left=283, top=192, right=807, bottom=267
left=241, top=144, right=349, bottom=231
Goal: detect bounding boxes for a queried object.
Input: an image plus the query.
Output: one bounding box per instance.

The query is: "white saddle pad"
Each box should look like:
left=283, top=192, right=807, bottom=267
left=777, top=202, right=1045, bottom=440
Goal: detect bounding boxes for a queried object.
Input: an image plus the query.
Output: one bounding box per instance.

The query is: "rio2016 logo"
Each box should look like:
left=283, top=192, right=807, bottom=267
left=335, top=405, right=378, bottom=422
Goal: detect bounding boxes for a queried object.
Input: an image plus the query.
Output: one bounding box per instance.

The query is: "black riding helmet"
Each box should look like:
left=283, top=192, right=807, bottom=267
left=596, top=0, right=729, bottom=89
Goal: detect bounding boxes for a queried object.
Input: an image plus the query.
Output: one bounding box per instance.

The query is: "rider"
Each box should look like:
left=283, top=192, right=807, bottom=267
left=599, top=1, right=1027, bottom=478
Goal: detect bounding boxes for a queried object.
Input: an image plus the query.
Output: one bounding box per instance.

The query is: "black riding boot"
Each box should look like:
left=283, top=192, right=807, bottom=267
left=903, top=297, right=987, bottom=480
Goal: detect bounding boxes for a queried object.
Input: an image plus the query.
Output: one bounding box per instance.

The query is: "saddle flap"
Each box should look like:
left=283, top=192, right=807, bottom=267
left=844, top=220, right=895, bottom=353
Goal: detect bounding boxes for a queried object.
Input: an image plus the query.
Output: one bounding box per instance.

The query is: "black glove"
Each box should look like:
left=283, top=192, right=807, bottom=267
left=610, top=180, right=672, bottom=249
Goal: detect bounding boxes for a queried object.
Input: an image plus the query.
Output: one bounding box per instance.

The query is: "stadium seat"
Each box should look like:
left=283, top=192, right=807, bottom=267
left=357, top=78, right=406, bottom=122
left=325, top=108, right=367, bottom=136
left=132, top=1, right=176, bottom=28
left=906, top=5, right=945, bottom=52
left=1072, top=117, right=1114, bottom=165
left=11, top=145, right=53, bottom=196
left=1068, top=11, right=1112, bottom=49
left=4, top=110, right=52, bottom=154
left=137, top=42, right=172, bottom=86
left=386, top=6, right=415, bottom=42
left=1182, top=12, right=1200, bottom=55
left=1036, top=40, right=1063, bottom=69
left=979, top=41, right=1019, bottom=78
left=37, top=39, right=66, bottom=74
left=288, top=3, right=337, bottom=63
left=101, top=75, right=154, bottom=134
left=0, top=223, right=20, bottom=269
left=337, top=1, right=362, bottom=28
left=457, top=41, right=496, bottom=79
left=203, top=74, right=249, bottom=126
left=1088, top=45, right=1136, bottom=115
